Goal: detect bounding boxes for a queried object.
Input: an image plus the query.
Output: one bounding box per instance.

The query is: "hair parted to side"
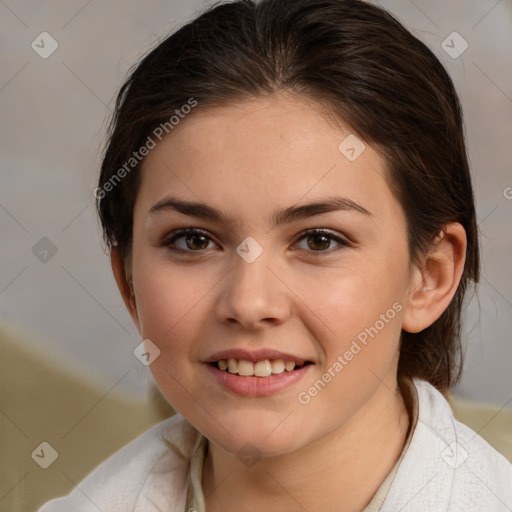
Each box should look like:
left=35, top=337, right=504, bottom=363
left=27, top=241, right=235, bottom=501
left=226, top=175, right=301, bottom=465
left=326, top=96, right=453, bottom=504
left=97, top=0, right=479, bottom=393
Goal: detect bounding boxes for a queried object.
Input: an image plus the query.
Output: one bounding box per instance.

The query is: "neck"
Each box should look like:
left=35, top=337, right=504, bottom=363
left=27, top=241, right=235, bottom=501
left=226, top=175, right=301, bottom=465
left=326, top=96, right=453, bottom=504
left=202, top=378, right=411, bottom=512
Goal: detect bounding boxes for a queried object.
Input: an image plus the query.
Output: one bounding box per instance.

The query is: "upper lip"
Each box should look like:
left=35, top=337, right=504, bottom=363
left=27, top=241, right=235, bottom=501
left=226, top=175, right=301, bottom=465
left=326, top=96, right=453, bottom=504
left=204, top=348, right=312, bottom=365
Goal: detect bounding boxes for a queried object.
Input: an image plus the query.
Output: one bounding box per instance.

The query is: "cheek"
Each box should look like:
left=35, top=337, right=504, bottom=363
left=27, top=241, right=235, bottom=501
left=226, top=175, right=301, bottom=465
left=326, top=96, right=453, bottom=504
left=132, top=260, right=214, bottom=355
left=300, top=261, right=407, bottom=345
left=293, top=270, right=406, bottom=424
left=292, top=250, right=409, bottom=395
left=132, top=262, right=214, bottom=412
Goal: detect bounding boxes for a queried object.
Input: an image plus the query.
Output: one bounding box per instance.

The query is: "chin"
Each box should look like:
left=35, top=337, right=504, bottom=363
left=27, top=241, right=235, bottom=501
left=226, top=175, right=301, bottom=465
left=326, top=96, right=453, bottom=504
left=196, top=413, right=312, bottom=458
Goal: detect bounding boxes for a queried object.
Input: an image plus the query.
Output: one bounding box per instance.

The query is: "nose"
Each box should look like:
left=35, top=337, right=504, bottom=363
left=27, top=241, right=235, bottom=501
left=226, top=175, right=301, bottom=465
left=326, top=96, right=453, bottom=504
left=215, top=250, right=291, bottom=330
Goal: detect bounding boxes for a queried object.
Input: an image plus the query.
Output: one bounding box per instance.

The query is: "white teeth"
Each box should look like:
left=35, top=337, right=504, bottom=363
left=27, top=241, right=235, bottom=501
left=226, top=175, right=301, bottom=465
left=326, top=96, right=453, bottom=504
left=238, top=360, right=254, bottom=376
left=227, top=358, right=238, bottom=374
left=254, top=360, right=272, bottom=377
left=271, top=359, right=285, bottom=374
left=285, top=361, right=296, bottom=372
left=215, top=358, right=304, bottom=377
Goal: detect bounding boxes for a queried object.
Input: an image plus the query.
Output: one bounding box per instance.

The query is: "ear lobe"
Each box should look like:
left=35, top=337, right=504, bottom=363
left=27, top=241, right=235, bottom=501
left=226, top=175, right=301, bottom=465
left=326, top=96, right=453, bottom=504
left=110, top=247, right=141, bottom=333
left=402, top=223, right=467, bottom=334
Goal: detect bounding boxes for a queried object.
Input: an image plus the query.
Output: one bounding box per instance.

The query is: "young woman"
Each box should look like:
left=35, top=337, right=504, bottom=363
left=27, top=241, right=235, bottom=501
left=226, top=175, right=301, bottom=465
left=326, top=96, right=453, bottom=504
left=39, top=0, right=512, bottom=510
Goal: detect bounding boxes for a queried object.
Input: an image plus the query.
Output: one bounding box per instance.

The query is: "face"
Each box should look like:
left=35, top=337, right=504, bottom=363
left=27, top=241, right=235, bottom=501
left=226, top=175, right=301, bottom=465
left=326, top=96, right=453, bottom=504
left=127, top=92, right=414, bottom=456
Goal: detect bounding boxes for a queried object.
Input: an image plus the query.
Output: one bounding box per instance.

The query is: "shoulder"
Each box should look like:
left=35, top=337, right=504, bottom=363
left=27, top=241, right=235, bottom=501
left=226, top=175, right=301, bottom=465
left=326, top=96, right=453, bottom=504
left=37, top=414, right=200, bottom=512
left=382, top=379, right=512, bottom=511
left=414, top=379, right=510, bottom=467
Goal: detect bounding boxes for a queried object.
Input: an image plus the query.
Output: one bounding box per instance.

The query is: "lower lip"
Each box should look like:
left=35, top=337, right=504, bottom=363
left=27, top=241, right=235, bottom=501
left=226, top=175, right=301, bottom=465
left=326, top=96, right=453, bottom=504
left=206, top=363, right=312, bottom=397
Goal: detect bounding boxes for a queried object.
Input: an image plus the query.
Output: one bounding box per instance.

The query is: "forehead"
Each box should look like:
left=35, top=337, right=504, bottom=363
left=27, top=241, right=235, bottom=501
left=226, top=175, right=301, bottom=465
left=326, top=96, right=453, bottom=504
left=136, top=92, right=399, bottom=225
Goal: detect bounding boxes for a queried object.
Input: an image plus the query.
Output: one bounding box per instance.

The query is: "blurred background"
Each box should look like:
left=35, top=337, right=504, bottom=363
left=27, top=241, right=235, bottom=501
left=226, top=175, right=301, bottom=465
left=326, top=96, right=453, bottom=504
left=1, top=0, right=511, bottom=510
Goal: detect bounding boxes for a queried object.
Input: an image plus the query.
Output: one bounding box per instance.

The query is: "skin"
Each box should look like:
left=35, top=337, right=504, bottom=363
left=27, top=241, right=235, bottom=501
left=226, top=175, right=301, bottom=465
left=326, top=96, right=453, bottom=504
left=112, top=91, right=467, bottom=512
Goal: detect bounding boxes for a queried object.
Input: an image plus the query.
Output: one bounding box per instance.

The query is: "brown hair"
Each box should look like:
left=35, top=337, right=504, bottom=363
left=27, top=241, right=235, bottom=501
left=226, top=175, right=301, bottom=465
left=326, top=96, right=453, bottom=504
left=97, top=0, right=479, bottom=393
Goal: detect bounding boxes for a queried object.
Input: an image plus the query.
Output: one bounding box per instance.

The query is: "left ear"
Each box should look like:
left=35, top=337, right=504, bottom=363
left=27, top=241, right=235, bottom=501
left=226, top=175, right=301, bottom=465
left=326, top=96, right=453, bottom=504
left=402, top=222, right=467, bottom=333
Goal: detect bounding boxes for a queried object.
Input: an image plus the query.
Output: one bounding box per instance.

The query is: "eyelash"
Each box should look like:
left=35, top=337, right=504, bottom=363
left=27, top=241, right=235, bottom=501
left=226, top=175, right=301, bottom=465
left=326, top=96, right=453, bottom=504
left=160, top=227, right=351, bottom=256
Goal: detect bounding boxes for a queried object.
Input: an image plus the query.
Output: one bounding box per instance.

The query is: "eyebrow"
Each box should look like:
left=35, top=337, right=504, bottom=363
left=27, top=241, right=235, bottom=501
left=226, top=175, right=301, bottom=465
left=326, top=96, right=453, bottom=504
left=148, top=195, right=373, bottom=227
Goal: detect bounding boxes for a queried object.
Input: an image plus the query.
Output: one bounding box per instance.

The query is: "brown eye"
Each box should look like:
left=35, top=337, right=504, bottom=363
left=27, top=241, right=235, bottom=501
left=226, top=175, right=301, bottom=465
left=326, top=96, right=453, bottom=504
left=163, top=228, right=216, bottom=252
left=294, top=229, right=349, bottom=253
left=185, top=233, right=210, bottom=250
left=307, top=233, right=332, bottom=251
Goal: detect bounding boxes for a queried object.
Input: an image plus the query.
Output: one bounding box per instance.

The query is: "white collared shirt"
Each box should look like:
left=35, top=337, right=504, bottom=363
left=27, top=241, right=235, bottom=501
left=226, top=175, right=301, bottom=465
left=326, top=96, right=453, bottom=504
left=38, top=379, right=512, bottom=511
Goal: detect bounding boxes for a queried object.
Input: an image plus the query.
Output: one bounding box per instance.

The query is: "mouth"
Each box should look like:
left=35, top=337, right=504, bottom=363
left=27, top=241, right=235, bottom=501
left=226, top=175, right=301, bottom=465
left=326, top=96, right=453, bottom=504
left=204, top=349, right=314, bottom=395
left=210, top=358, right=314, bottom=378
